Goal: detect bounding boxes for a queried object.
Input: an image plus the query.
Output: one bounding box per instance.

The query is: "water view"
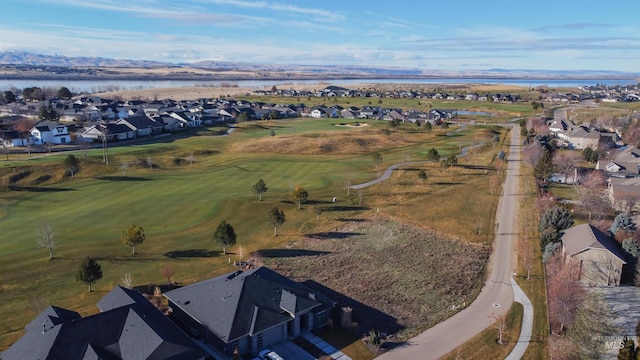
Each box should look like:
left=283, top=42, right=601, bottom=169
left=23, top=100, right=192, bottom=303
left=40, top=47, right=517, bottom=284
left=0, top=77, right=637, bottom=94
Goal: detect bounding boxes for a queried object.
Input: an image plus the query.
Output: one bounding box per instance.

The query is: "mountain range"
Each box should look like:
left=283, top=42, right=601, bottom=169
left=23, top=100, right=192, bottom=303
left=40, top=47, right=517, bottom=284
left=0, top=51, right=638, bottom=80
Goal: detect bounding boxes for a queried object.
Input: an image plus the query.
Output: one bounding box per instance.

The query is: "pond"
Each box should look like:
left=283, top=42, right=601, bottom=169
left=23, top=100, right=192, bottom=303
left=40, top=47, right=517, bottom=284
left=455, top=110, right=494, bottom=116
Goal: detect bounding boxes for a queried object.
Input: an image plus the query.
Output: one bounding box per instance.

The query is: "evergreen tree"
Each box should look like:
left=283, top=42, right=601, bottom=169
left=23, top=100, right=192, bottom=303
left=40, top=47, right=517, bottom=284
left=611, top=213, right=637, bottom=235
left=426, top=147, right=440, bottom=161
left=539, top=206, right=573, bottom=249
left=3, top=90, right=16, bottom=103
left=267, top=207, right=286, bottom=236
left=38, top=103, right=60, bottom=122
left=213, top=220, right=236, bottom=254
left=418, top=170, right=427, bottom=183
left=76, top=257, right=102, bottom=292
left=252, top=179, right=268, bottom=201
left=56, top=87, right=72, bottom=99
left=534, top=149, right=554, bottom=180
left=63, top=154, right=80, bottom=177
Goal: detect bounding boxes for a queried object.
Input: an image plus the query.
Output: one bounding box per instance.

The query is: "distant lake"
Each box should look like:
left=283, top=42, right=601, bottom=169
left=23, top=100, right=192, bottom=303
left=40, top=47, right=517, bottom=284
left=0, top=78, right=637, bottom=93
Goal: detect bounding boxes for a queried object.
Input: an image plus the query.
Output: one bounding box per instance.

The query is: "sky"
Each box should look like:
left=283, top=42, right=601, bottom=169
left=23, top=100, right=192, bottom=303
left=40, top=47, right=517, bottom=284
left=0, top=0, right=639, bottom=73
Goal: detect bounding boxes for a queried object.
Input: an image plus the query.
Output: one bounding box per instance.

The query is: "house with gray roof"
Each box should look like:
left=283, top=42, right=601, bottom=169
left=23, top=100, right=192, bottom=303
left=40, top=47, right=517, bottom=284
left=30, top=121, right=71, bottom=145
left=566, top=127, right=600, bottom=150
left=2, top=286, right=207, bottom=360
left=597, top=145, right=640, bottom=176
left=116, top=115, right=165, bottom=136
left=561, top=224, right=627, bottom=286
left=164, top=266, right=335, bottom=357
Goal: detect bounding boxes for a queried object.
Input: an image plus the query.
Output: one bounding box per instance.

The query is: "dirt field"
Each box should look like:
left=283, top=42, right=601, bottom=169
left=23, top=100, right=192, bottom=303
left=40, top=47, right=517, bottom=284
left=255, top=217, right=491, bottom=340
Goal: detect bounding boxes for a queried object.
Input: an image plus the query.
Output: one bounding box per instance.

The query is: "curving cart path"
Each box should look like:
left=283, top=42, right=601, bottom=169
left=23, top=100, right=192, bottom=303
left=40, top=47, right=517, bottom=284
left=372, top=124, right=532, bottom=360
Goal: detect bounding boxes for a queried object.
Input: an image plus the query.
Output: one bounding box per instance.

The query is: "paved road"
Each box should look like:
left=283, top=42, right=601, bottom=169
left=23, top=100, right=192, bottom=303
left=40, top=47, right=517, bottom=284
left=376, top=124, right=524, bottom=360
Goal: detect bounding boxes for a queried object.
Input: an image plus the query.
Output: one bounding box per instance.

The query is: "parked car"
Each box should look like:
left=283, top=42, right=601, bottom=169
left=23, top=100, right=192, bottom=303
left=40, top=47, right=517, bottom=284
left=259, top=349, right=284, bottom=360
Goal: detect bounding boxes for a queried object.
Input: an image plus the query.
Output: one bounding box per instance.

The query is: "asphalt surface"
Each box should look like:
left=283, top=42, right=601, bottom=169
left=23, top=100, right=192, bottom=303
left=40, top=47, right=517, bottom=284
left=376, top=124, right=524, bottom=359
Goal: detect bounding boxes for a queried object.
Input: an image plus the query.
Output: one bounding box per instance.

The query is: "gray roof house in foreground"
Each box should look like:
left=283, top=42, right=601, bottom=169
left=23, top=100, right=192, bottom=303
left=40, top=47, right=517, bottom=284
left=2, top=286, right=207, bottom=360
left=561, top=224, right=627, bottom=286
left=164, top=266, right=335, bottom=357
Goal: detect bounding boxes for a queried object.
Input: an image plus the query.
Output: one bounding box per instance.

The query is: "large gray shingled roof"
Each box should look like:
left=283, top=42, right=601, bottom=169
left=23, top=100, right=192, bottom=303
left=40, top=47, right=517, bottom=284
left=2, top=286, right=206, bottom=360
left=164, top=266, right=327, bottom=343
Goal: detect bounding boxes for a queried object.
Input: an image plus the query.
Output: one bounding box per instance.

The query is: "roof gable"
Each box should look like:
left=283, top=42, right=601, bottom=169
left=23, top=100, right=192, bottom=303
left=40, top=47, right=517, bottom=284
left=561, top=224, right=627, bottom=263
left=165, top=266, right=325, bottom=343
left=2, top=287, right=205, bottom=360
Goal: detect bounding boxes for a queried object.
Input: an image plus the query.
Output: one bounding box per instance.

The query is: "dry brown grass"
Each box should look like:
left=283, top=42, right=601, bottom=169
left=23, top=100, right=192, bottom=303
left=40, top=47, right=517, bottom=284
left=359, top=82, right=529, bottom=93
left=101, top=67, right=256, bottom=76
left=259, top=218, right=490, bottom=341
left=89, top=81, right=529, bottom=102
left=228, top=127, right=407, bottom=155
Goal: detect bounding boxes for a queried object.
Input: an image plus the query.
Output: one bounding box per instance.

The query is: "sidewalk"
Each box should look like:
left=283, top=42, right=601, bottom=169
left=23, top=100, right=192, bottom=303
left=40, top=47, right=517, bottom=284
left=504, top=276, right=533, bottom=360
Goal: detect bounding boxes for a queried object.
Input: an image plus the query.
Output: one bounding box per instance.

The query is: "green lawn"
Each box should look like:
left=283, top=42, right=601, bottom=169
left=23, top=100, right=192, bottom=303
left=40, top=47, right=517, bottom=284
left=0, top=117, right=504, bottom=351
left=441, top=303, right=524, bottom=360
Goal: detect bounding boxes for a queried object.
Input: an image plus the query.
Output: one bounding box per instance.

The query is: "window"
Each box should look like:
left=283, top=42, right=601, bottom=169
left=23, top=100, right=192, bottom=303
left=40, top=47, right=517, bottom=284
left=256, top=332, right=263, bottom=349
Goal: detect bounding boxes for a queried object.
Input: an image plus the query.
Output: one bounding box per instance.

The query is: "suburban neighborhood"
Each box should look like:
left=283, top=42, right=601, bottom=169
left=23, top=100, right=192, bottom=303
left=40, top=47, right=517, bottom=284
left=1, top=79, right=640, bottom=359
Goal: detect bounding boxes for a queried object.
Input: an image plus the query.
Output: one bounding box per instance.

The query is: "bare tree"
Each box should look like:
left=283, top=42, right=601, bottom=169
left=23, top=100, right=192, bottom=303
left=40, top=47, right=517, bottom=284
left=489, top=174, right=501, bottom=196
left=120, top=161, right=129, bottom=176
left=546, top=252, right=586, bottom=333
left=161, top=265, right=175, bottom=286
left=575, top=171, right=612, bottom=220
left=36, top=224, right=56, bottom=259
left=615, top=192, right=640, bottom=214
left=121, top=272, right=134, bottom=289
left=522, top=142, right=544, bottom=168
left=553, top=151, right=579, bottom=183
left=566, top=291, right=616, bottom=360
left=526, top=117, right=549, bottom=136
left=100, top=126, right=109, bottom=165
left=79, top=139, right=90, bottom=160
left=490, top=313, right=507, bottom=345
left=343, top=174, right=352, bottom=195
left=534, top=193, right=556, bottom=221
left=0, top=133, right=10, bottom=160
left=186, top=153, right=195, bottom=167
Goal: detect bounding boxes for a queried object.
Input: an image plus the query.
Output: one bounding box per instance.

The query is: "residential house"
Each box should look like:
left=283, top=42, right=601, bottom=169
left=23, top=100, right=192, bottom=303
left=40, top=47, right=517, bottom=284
left=566, top=127, right=600, bottom=150
left=597, top=145, right=640, bottom=176
left=310, top=107, right=328, bottom=118
left=169, top=111, right=202, bottom=127
left=561, top=224, right=627, bottom=286
left=78, top=123, right=136, bottom=142
left=2, top=286, right=207, bottom=360
left=142, top=103, right=165, bottom=117
left=164, top=266, right=335, bottom=357
left=30, top=121, right=71, bottom=145
left=116, top=115, right=164, bottom=136
left=607, top=176, right=640, bottom=211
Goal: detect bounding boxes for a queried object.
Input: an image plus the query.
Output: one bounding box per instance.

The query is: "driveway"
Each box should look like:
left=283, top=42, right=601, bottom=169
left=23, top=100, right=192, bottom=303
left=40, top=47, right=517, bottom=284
left=270, top=340, right=317, bottom=360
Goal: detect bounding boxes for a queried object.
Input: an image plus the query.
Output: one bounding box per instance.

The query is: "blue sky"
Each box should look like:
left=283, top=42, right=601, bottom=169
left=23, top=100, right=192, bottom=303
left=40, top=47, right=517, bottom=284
left=0, top=0, right=638, bottom=72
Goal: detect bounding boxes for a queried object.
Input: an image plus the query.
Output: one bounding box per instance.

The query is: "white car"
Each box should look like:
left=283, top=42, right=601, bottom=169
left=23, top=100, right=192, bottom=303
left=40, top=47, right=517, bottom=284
left=259, top=349, right=284, bottom=360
